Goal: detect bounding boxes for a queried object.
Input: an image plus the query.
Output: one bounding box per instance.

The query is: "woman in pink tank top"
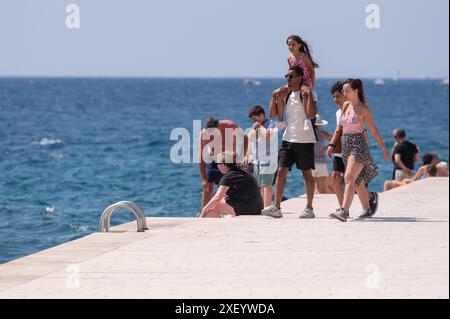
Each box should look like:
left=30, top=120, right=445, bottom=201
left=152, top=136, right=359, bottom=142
left=327, top=79, right=390, bottom=222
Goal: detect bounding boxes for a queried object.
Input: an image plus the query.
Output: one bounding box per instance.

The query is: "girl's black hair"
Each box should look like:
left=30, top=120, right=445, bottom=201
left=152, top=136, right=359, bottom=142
left=287, top=35, right=319, bottom=68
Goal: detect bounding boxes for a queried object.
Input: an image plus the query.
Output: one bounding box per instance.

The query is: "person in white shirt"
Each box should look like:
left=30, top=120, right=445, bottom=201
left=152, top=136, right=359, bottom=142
left=262, top=66, right=318, bottom=219
left=245, top=106, right=278, bottom=208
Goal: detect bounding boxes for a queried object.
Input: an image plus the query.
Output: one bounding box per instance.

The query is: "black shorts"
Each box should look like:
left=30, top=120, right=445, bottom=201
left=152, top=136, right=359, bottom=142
left=278, top=141, right=315, bottom=171
left=332, top=156, right=345, bottom=173
left=226, top=197, right=262, bottom=216
left=205, top=161, right=223, bottom=185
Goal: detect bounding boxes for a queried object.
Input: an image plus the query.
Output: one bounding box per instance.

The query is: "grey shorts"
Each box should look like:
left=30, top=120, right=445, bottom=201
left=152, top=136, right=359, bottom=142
left=253, top=164, right=277, bottom=186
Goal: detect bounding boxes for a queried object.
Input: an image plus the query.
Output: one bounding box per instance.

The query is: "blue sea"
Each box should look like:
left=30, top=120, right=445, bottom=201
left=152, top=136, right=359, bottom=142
left=0, top=78, right=448, bottom=263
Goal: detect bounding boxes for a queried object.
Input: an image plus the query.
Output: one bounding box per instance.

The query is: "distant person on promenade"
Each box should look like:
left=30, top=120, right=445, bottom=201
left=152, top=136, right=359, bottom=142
left=198, top=118, right=248, bottom=209
left=269, top=35, right=319, bottom=128
left=198, top=152, right=263, bottom=218
left=418, top=153, right=448, bottom=177
left=384, top=164, right=438, bottom=191
left=390, top=129, right=420, bottom=181
left=312, top=114, right=334, bottom=194
left=384, top=153, right=448, bottom=191
left=328, top=79, right=390, bottom=222
left=245, top=106, right=278, bottom=208
left=262, top=66, right=318, bottom=219
left=422, top=153, right=448, bottom=177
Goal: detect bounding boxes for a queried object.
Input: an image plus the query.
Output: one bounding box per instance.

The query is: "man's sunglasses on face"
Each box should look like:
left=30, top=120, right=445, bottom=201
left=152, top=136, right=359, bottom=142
left=285, top=74, right=299, bottom=80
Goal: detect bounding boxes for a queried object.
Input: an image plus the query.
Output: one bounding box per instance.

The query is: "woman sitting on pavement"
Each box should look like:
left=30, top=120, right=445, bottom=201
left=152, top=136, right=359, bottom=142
left=384, top=152, right=448, bottom=191
left=384, top=164, right=438, bottom=191
left=198, top=151, right=263, bottom=218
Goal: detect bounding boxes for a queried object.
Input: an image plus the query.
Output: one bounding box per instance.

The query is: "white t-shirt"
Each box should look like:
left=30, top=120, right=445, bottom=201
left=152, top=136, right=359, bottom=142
left=334, top=109, right=342, bottom=157
left=283, top=91, right=317, bottom=144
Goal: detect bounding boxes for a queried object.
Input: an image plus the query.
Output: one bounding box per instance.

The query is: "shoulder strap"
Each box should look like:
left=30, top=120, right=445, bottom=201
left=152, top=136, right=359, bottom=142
left=285, top=91, right=292, bottom=105
left=311, top=117, right=318, bottom=142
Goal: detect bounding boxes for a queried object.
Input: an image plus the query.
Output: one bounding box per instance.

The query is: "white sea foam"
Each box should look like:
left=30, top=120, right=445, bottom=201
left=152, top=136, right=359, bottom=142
left=49, top=153, right=64, bottom=160
left=33, top=138, right=62, bottom=146
left=69, top=223, right=89, bottom=232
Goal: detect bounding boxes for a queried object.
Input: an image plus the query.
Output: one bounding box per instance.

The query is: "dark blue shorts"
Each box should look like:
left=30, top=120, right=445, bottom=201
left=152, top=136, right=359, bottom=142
left=205, top=161, right=223, bottom=185
left=333, top=156, right=345, bottom=173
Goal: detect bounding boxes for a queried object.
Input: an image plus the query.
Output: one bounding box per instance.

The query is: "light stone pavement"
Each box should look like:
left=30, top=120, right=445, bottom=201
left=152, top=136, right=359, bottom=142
left=0, top=178, right=448, bottom=299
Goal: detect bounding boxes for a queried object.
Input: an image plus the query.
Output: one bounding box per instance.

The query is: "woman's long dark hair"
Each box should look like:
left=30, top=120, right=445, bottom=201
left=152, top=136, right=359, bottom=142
left=287, top=35, right=319, bottom=68
left=344, top=78, right=367, bottom=104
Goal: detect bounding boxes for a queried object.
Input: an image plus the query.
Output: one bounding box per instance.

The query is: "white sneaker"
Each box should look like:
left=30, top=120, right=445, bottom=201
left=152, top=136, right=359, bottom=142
left=299, top=207, right=315, bottom=219
left=261, top=206, right=283, bottom=218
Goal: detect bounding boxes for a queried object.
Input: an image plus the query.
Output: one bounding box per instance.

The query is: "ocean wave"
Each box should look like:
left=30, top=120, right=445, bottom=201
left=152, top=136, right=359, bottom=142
left=147, top=140, right=162, bottom=146
left=33, top=138, right=62, bottom=146
left=68, top=223, right=91, bottom=233
left=49, top=152, right=64, bottom=160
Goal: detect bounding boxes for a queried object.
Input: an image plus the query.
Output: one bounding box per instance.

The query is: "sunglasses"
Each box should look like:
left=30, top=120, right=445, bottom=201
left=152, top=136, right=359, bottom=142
left=285, top=74, right=299, bottom=80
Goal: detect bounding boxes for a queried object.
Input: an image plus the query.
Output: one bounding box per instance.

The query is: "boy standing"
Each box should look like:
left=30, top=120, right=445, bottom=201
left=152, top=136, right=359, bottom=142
left=246, top=106, right=278, bottom=208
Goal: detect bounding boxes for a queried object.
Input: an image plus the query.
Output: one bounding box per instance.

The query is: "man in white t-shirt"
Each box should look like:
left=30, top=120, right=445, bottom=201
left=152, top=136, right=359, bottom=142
left=262, top=66, right=318, bottom=219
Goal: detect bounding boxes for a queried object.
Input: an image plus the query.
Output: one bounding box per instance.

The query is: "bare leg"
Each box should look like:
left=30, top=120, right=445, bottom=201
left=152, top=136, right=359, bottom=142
left=326, top=176, right=335, bottom=194
left=201, top=183, right=214, bottom=208
left=342, top=156, right=364, bottom=211
left=315, top=177, right=328, bottom=194
left=384, top=181, right=393, bottom=192
left=302, top=170, right=315, bottom=209
left=384, top=180, right=405, bottom=191
left=275, top=167, right=289, bottom=209
left=332, top=171, right=344, bottom=207
left=355, top=181, right=370, bottom=210
left=202, top=198, right=236, bottom=218
left=261, top=185, right=273, bottom=208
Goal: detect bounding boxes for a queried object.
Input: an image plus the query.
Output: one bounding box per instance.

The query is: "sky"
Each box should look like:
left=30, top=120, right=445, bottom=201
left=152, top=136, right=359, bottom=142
left=0, top=0, right=448, bottom=78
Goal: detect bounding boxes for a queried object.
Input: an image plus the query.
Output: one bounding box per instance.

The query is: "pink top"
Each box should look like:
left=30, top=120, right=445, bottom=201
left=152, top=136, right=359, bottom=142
left=340, top=110, right=365, bottom=134
left=288, top=56, right=314, bottom=90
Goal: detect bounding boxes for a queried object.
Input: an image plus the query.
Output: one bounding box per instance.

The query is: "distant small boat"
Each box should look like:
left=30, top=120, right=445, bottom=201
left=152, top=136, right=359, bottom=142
left=244, top=79, right=261, bottom=86
left=374, top=78, right=385, bottom=85
left=441, top=79, right=449, bottom=85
